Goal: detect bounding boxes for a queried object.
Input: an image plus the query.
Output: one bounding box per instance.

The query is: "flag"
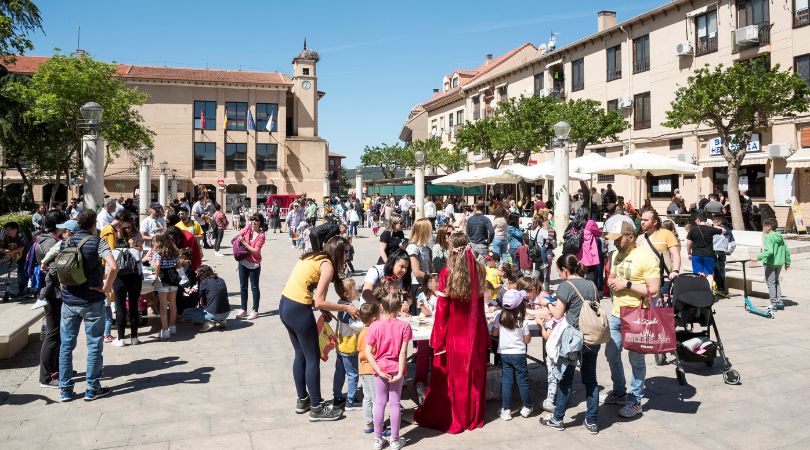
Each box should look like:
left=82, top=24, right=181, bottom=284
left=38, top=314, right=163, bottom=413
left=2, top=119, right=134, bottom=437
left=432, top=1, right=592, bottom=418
left=248, top=110, right=256, bottom=131
left=265, top=109, right=275, bottom=132
left=223, top=106, right=228, bottom=131
left=200, top=108, right=206, bottom=130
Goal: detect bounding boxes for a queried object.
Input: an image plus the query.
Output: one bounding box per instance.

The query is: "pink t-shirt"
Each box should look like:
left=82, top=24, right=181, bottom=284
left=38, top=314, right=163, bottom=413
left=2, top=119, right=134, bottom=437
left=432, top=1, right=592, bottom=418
left=366, top=318, right=413, bottom=374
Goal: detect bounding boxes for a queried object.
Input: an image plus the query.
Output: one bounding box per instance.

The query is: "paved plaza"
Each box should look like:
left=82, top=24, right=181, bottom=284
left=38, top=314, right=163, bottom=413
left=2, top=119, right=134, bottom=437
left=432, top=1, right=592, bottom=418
left=1, top=227, right=810, bottom=449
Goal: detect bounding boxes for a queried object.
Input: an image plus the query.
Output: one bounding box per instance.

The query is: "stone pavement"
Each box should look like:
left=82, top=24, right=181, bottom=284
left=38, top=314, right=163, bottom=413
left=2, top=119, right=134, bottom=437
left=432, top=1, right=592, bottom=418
left=1, top=226, right=810, bottom=449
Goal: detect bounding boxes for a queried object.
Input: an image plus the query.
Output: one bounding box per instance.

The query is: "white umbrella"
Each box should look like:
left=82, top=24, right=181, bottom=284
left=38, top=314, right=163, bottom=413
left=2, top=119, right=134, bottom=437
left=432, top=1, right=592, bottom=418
left=454, top=166, right=526, bottom=185
left=431, top=169, right=483, bottom=186
left=518, top=160, right=590, bottom=181
left=569, top=153, right=610, bottom=175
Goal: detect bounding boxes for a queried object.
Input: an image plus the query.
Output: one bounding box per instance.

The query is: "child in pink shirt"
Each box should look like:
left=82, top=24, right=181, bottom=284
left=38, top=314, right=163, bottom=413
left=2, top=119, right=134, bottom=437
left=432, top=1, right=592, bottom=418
left=365, top=292, right=412, bottom=450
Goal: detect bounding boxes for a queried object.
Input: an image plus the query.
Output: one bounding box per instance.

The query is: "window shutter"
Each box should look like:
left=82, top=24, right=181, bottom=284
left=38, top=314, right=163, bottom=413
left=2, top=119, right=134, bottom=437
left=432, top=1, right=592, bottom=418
left=801, top=127, right=810, bottom=149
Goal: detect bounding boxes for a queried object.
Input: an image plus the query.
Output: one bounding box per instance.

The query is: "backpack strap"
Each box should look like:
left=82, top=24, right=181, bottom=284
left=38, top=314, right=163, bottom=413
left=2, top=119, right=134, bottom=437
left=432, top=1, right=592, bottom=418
left=76, top=235, right=94, bottom=251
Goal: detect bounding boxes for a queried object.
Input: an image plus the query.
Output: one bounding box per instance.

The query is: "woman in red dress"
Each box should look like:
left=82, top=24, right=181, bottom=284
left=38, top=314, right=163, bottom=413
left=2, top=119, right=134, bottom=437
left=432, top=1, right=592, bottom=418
left=415, top=232, right=489, bottom=433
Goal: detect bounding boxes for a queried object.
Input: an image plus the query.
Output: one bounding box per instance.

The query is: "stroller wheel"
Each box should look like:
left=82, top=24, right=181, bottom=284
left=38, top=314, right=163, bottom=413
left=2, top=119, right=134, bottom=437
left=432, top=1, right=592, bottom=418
left=676, top=367, right=687, bottom=386
left=654, top=354, right=667, bottom=366
left=723, top=369, right=741, bottom=385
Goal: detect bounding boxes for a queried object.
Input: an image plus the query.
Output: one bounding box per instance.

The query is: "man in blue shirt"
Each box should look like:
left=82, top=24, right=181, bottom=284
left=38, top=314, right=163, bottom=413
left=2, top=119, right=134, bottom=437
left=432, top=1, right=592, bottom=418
left=466, top=201, right=494, bottom=261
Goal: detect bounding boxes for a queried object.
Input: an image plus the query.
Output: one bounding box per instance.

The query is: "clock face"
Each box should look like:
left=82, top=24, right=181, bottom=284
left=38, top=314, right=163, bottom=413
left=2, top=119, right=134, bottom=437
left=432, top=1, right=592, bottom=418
left=302, top=80, right=312, bottom=90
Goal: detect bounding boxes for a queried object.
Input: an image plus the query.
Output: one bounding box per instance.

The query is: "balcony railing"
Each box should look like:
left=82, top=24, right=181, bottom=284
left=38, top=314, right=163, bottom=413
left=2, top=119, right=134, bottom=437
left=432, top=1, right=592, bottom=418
left=607, top=68, right=622, bottom=81
left=732, top=22, right=772, bottom=53
left=695, top=36, right=718, bottom=56
left=473, top=110, right=481, bottom=120
left=796, top=8, right=810, bottom=28
left=633, top=57, right=650, bottom=74
left=634, top=118, right=651, bottom=130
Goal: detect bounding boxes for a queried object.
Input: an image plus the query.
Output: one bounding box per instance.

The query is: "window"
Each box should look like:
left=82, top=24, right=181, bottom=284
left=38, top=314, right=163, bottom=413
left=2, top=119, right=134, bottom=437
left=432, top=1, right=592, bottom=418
left=606, top=99, right=618, bottom=113
left=797, top=0, right=810, bottom=27
left=256, top=103, right=278, bottom=132
left=225, top=102, right=248, bottom=131
left=193, top=142, right=216, bottom=171
left=472, top=96, right=481, bottom=120
left=448, top=113, right=454, bottom=128
left=533, top=72, right=544, bottom=94
left=633, top=92, right=651, bottom=130
left=444, top=82, right=449, bottom=91
left=302, top=68, right=310, bottom=75
left=597, top=174, right=615, bottom=183
left=737, top=0, right=769, bottom=28
left=225, top=143, right=247, bottom=170
left=456, top=110, right=464, bottom=125
left=497, top=85, right=508, bottom=100
left=607, top=45, right=622, bottom=81
left=571, top=58, right=584, bottom=91
left=695, top=10, right=718, bottom=56
left=431, top=119, right=438, bottom=136
left=669, top=138, right=683, bottom=151
left=452, top=77, right=459, bottom=88
left=193, top=101, right=216, bottom=130
left=796, top=54, right=810, bottom=85
left=713, top=165, right=766, bottom=197
left=256, top=144, right=278, bottom=170
left=647, top=174, right=679, bottom=198
left=551, top=66, right=565, bottom=93
left=633, top=35, right=650, bottom=73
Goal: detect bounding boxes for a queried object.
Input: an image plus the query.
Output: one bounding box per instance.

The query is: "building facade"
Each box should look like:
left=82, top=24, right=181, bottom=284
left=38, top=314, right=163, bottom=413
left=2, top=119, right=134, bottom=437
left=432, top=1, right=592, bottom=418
left=5, top=44, right=329, bottom=209
left=407, top=0, right=810, bottom=226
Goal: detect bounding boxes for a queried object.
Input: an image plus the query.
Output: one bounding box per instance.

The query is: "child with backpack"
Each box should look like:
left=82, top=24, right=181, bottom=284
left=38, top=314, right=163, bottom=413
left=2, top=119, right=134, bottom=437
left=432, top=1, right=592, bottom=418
left=493, top=289, right=533, bottom=421
left=333, top=278, right=363, bottom=410
left=515, top=235, right=533, bottom=277
left=751, top=218, right=791, bottom=312
left=150, top=231, right=182, bottom=339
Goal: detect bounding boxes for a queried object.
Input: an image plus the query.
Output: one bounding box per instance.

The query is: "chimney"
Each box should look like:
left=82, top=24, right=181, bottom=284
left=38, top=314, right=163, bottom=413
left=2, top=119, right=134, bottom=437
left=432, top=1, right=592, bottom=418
left=433, top=88, right=440, bottom=95
left=597, top=11, right=616, bottom=32
left=485, top=53, right=493, bottom=65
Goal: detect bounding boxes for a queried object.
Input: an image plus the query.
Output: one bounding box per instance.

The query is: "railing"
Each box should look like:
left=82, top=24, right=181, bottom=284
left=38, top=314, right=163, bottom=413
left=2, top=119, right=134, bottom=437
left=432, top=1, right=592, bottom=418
left=473, top=110, right=481, bottom=120
left=695, top=36, right=718, bottom=56
left=634, top=118, right=651, bottom=130
left=607, top=68, right=622, bottom=81
left=633, top=57, right=650, bottom=74
left=796, top=8, right=810, bottom=28
left=732, top=22, right=772, bottom=53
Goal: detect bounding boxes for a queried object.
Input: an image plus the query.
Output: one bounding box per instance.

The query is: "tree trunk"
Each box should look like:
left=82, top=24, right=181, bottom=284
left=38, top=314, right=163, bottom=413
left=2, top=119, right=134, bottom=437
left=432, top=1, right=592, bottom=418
left=49, top=158, right=61, bottom=206
left=726, top=160, right=745, bottom=230
left=575, top=141, right=586, bottom=158
left=14, top=161, right=34, bottom=204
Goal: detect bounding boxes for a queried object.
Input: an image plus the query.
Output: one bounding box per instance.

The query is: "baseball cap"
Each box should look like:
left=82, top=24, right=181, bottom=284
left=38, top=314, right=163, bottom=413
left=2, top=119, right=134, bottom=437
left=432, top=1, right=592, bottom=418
left=149, top=202, right=163, bottom=210
left=502, top=289, right=527, bottom=310
left=56, top=220, right=80, bottom=232
left=605, top=220, right=636, bottom=240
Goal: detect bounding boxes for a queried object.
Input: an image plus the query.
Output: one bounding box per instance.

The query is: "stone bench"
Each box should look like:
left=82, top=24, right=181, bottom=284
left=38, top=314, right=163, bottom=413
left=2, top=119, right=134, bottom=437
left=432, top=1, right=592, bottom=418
left=0, top=299, right=44, bottom=360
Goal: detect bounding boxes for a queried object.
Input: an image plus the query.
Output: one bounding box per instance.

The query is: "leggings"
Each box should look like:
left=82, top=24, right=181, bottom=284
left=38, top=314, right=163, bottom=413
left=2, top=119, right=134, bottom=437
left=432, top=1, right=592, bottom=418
left=114, top=274, right=142, bottom=338
left=214, top=229, right=225, bottom=252
left=238, top=263, right=261, bottom=312
left=39, top=296, right=62, bottom=384
left=374, top=374, right=403, bottom=441
left=279, top=296, right=323, bottom=405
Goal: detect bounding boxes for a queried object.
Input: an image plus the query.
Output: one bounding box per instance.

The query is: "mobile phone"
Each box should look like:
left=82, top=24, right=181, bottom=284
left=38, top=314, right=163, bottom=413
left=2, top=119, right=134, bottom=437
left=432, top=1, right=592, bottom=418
left=416, top=292, right=426, bottom=303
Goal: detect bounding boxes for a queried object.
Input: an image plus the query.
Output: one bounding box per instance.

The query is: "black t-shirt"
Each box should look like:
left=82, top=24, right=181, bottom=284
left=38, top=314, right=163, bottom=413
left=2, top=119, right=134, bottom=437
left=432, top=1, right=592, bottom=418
left=378, top=230, right=405, bottom=264
left=200, top=277, right=230, bottom=315
left=687, top=225, right=722, bottom=257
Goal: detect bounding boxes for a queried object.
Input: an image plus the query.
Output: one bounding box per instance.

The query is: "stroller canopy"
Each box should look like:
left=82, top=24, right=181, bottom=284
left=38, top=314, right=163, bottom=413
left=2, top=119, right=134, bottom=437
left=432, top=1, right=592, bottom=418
left=671, top=274, right=716, bottom=308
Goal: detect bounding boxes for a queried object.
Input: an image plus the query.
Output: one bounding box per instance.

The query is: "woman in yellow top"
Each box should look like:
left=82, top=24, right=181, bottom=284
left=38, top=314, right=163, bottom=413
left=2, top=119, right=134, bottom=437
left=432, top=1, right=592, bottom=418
left=280, top=235, right=359, bottom=422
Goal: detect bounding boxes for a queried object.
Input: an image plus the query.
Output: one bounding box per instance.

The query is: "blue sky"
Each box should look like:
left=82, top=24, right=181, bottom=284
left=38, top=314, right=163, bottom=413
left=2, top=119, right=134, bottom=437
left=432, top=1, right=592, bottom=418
left=29, top=0, right=665, bottom=166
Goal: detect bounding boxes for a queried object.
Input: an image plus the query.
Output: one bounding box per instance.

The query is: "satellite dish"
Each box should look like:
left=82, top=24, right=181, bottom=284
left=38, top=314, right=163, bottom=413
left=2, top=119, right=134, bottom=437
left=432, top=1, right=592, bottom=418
left=538, top=43, right=547, bottom=54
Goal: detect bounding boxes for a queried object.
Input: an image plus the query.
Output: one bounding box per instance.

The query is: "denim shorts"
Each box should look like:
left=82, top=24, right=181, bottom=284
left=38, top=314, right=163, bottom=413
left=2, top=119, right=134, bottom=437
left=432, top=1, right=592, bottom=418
left=691, top=255, right=716, bottom=276
left=154, top=280, right=178, bottom=293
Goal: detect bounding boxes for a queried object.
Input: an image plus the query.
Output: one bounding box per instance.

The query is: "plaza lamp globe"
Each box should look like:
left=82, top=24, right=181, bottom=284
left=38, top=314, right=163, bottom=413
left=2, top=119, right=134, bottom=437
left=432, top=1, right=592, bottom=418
left=415, top=150, right=425, bottom=166
left=160, top=160, right=169, bottom=172
left=554, top=121, right=571, bottom=141
left=139, top=145, right=153, bottom=164
left=80, top=101, right=104, bottom=127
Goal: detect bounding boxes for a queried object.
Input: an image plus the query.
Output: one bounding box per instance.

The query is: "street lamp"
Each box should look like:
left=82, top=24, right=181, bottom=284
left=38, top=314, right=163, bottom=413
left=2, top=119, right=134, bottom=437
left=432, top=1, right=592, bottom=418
left=138, top=144, right=153, bottom=221
left=78, top=102, right=105, bottom=211
left=414, top=150, right=426, bottom=220
left=159, top=160, right=169, bottom=207
left=170, top=169, right=178, bottom=201
left=553, top=121, right=571, bottom=246
left=355, top=165, right=364, bottom=203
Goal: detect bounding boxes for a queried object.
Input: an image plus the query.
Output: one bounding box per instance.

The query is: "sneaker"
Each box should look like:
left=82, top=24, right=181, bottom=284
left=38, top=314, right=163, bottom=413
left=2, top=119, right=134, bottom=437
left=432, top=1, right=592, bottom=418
left=157, top=329, right=169, bottom=339
left=584, top=420, right=599, bottom=434
left=775, top=301, right=785, bottom=310
left=373, top=438, right=385, bottom=450
left=130, top=337, right=140, bottom=345
left=520, top=406, right=533, bottom=418
left=618, top=401, right=642, bottom=418
left=295, top=395, right=310, bottom=414
left=169, top=325, right=177, bottom=335
left=539, top=416, right=564, bottom=431
left=199, top=322, right=216, bottom=332
left=103, top=335, right=114, bottom=343
left=84, top=386, right=113, bottom=401
left=31, top=298, right=47, bottom=310
left=308, top=402, right=343, bottom=422
left=40, top=378, right=60, bottom=389
left=500, top=408, right=512, bottom=421
left=332, top=398, right=347, bottom=410
left=216, top=320, right=227, bottom=329
left=59, top=389, right=75, bottom=402
left=247, top=311, right=259, bottom=320
left=111, top=339, right=127, bottom=347
left=236, top=310, right=248, bottom=319
left=363, top=423, right=374, bottom=434
left=601, top=390, right=626, bottom=405
left=214, top=251, right=223, bottom=257
left=345, top=401, right=363, bottom=411
left=542, top=399, right=555, bottom=412
left=390, top=437, right=407, bottom=450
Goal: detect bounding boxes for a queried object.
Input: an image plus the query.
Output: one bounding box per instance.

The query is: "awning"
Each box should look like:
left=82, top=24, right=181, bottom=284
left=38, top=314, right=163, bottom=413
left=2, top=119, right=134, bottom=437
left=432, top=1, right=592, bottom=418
left=786, top=152, right=810, bottom=168
left=698, top=153, right=770, bottom=168
left=546, top=59, right=563, bottom=67
left=686, top=5, right=715, bottom=18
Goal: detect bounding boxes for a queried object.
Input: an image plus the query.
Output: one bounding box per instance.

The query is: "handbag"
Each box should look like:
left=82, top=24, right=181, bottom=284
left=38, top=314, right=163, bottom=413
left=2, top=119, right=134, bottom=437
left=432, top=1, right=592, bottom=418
left=620, top=285, right=676, bottom=354
left=317, top=315, right=337, bottom=362
left=159, top=267, right=181, bottom=286
left=231, top=233, right=250, bottom=261
left=567, top=281, right=610, bottom=346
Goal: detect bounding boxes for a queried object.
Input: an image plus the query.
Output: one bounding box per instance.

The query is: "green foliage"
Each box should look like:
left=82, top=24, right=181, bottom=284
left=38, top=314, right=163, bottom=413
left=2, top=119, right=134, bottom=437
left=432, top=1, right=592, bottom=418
left=339, top=166, right=349, bottom=195
left=0, top=212, right=33, bottom=239
left=404, top=138, right=466, bottom=173
left=557, top=99, right=629, bottom=156
left=360, top=143, right=407, bottom=179
left=0, top=0, right=42, bottom=64
left=491, top=95, right=558, bottom=164
left=453, top=115, right=506, bottom=168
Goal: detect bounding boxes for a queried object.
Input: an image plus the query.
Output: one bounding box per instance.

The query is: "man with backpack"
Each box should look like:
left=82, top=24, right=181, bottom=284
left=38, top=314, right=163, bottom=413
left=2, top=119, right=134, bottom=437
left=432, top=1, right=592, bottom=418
left=57, top=210, right=118, bottom=402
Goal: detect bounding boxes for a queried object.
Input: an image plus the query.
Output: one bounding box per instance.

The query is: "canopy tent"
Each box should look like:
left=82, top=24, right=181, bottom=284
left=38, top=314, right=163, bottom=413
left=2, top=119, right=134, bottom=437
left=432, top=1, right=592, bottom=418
left=431, top=169, right=485, bottom=186
left=568, top=153, right=610, bottom=175
left=507, top=160, right=591, bottom=181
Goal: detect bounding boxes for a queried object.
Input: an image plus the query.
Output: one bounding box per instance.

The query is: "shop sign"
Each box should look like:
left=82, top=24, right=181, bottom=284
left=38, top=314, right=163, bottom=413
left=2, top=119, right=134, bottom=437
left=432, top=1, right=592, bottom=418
left=709, top=133, right=761, bottom=156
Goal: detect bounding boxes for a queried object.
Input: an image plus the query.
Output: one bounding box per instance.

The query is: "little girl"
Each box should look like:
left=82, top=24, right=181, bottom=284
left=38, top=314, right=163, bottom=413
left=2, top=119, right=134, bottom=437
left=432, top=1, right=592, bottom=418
left=416, top=274, right=439, bottom=317
left=414, top=273, right=439, bottom=402
left=365, top=291, right=412, bottom=450
left=494, top=289, right=533, bottom=420
left=151, top=231, right=181, bottom=339
left=531, top=283, right=559, bottom=413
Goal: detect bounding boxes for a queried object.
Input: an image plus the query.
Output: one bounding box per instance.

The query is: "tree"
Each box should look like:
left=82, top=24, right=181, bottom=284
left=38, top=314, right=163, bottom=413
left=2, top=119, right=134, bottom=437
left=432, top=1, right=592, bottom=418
left=360, top=143, right=407, bottom=179
left=664, top=58, right=809, bottom=229
left=454, top=115, right=507, bottom=169
left=404, top=138, right=466, bottom=173
left=558, top=99, right=629, bottom=157
left=4, top=52, right=154, bottom=204
left=0, top=0, right=42, bottom=64
left=492, top=95, right=558, bottom=164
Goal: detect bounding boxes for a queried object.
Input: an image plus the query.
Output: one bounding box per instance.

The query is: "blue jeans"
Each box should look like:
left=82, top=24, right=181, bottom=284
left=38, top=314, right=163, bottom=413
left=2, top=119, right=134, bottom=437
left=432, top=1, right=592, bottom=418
left=604, top=315, right=646, bottom=404
left=183, top=308, right=229, bottom=324
left=554, top=344, right=600, bottom=423
left=348, top=221, right=359, bottom=237
left=104, top=304, right=113, bottom=336
left=333, top=353, right=359, bottom=403
left=238, top=263, right=261, bottom=312
left=16, top=257, right=27, bottom=293
left=500, top=353, right=532, bottom=410
left=491, top=237, right=508, bottom=262
left=59, top=301, right=104, bottom=391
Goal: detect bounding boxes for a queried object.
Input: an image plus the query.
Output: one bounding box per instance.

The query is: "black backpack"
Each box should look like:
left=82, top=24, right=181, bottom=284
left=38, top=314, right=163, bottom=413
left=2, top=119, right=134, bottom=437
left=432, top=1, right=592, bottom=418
left=562, top=225, right=583, bottom=256
left=115, top=247, right=140, bottom=276
left=528, top=229, right=543, bottom=261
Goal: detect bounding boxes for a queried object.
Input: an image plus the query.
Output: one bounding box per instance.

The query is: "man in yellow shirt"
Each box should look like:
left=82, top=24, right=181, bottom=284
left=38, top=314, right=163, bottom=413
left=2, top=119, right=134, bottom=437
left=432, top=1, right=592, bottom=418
left=637, top=209, right=681, bottom=296
left=603, top=220, right=660, bottom=419
left=175, top=206, right=204, bottom=244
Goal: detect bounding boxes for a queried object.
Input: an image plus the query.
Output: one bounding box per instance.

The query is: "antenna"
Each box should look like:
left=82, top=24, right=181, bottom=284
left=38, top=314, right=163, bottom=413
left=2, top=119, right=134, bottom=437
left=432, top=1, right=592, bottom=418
left=547, top=31, right=559, bottom=51
left=77, top=25, right=81, bottom=52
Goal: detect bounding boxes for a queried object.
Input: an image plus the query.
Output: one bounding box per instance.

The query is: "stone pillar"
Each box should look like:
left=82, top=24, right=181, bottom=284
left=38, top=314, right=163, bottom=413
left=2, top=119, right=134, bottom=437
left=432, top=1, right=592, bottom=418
left=553, top=143, right=570, bottom=245
left=159, top=170, right=168, bottom=207
left=81, top=135, right=105, bottom=212
left=139, top=160, right=150, bottom=222
left=414, top=166, right=425, bottom=220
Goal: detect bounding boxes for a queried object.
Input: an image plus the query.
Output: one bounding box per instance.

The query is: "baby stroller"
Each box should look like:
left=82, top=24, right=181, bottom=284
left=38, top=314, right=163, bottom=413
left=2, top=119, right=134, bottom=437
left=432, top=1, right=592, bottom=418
left=655, top=273, right=741, bottom=386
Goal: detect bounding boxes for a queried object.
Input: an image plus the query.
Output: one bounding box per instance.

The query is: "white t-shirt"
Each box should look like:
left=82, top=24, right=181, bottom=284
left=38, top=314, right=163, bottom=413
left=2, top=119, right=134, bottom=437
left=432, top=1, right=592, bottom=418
left=363, top=264, right=405, bottom=291
left=96, top=209, right=115, bottom=231
left=424, top=202, right=436, bottom=218
left=493, top=312, right=530, bottom=354
left=445, top=203, right=455, bottom=216
left=139, top=216, right=166, bottom=250
left=398, top=198, right=411, bottom=212
left=406, top=243, right=431, bottom=284
left=347, top=209, right=360, bottom=223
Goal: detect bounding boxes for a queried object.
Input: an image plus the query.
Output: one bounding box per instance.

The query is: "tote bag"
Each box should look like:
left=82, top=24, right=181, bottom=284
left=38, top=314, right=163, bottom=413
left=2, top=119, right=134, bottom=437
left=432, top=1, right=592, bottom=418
left=620, top=291, right=676, bottom=354
left=231, top=234, right=250, bottom=261
left=317, top=315, right=338, bottom=361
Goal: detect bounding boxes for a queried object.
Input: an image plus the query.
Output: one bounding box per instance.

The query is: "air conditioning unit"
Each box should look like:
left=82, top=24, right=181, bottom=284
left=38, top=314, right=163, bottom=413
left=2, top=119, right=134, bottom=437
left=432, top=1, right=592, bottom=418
left=675, top=41, right=693, bottom=56
left=536, top=88, right=552, bottom=97
left=735, top=25, right=760, bottom=45
left=618, top=97, right=633, bottom=109
left=768, top=143, right=793, bottom=158
left=676, top=153, right=694, bottom=163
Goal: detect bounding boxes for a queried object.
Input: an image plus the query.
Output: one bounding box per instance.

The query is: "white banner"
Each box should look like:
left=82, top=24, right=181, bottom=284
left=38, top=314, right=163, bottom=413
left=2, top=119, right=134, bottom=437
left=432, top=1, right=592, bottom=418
left=709, top=133, right=761, bottom=156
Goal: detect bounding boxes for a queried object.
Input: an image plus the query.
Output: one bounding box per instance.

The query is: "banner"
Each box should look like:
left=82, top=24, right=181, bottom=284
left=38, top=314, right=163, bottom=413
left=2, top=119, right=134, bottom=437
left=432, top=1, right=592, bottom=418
left=791, top=196, right=807, bottom=233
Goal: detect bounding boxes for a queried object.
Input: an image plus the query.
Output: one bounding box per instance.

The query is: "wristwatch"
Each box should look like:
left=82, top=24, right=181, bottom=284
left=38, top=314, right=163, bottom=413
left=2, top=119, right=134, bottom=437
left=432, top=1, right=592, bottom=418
left=625, top=280, right=633, bottom=290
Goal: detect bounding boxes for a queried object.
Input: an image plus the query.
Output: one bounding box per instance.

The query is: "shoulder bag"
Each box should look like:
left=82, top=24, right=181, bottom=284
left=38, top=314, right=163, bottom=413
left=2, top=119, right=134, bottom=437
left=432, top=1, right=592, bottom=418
left=567, top=280, right=610, bottom=345
left=619, top=284, right=676, bottom=354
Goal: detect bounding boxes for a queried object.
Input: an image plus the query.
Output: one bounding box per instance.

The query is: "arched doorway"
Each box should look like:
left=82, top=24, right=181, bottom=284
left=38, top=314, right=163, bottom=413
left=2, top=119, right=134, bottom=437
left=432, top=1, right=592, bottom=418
left=42, top=183, right=68, bottom=204
left=225, top=184, right=248, bottom=213
left=256, top=184, right=277, bottom=206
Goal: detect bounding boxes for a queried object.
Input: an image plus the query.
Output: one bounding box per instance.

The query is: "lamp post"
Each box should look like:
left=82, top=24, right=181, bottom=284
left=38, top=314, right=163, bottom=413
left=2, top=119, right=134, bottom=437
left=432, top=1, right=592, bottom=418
left=159, top=160, right=168, bottom=207
left=322, top=170, right=330, bottom=200
left=138, top=144, right=153, bottom=221
left=553, top=121, right=571, bottom=246
left=355, top=165, right=364, bottom=204
left=79, top=101, right=105, bottom=211
left=414, top=150, right=426, bottom=220
left=170, top=169, right=178, bottom=201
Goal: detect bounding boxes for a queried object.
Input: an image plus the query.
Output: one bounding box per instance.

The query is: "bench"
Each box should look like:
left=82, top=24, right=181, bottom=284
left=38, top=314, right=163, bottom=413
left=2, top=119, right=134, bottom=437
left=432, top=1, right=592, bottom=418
left=0, top=299, right=44, bottom=359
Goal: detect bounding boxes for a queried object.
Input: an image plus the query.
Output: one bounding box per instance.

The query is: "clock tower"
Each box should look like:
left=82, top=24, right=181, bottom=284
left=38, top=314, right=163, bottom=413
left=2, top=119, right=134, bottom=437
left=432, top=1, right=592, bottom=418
left=292, top=39, right=319, bottom=137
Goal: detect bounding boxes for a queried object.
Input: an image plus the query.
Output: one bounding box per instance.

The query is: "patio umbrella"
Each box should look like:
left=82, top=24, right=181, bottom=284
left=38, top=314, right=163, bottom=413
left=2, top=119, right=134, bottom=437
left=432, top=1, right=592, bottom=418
left=569, top=153, right=610, bottom=175
left=431, top=169, right=484, bottom=186
left=516, top=160, right=590, bottom=181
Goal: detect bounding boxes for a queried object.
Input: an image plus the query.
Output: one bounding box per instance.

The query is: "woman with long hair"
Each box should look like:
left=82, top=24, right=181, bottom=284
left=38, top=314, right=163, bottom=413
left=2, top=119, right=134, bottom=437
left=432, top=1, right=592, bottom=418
left=506, top=213, right=525, bottom=263
left=415, top=232, right=489, bottom=433
left=151, top=231, right=181, bottom=339
left=564, top=207, right=603, bottom=282
left=236, top=213, right=266, bottom=320
left=361, top=249, right=412, bottom=311
left=406, top=219, right=433, bottom=301
left=279, top=236, right=359, bottom=422
left=377, top=217, right=405, bottom=265
left=431, top=224, right=454, bottom=273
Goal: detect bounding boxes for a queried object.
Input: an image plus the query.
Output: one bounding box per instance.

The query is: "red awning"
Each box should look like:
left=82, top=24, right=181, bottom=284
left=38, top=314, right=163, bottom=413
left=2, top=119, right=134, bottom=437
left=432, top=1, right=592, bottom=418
left=264, top=194, right=301, bottom=208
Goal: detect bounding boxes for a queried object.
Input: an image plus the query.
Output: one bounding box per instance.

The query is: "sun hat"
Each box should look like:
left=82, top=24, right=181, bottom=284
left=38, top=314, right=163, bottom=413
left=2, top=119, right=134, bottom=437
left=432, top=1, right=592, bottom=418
left=502, top=289, right=527, bottom=309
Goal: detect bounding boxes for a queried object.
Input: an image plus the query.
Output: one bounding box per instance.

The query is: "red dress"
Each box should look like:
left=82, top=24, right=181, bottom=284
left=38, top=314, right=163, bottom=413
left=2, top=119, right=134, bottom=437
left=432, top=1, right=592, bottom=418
left=414, top=248, right=489, bottom=434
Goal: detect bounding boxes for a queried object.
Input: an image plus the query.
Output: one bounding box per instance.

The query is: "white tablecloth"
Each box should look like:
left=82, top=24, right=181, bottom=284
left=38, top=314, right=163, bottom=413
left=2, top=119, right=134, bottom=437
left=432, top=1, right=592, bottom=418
left=403, top=313, right=541, bottom=342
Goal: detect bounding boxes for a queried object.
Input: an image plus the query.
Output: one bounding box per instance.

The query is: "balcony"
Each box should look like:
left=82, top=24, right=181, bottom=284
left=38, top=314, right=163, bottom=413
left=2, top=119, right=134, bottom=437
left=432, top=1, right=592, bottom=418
left=695, top=36, right=718, bottom=56
left=607, top=68, right=622, bottom=82
left=633, top=57, right=650, bottom=74
left=732, top=22, right=772, bottom=53
left=634, top=118, right=651, bottom=130
left=473, top=110, right=481, bottom=120
left=796, top=7, right=810, bottom=28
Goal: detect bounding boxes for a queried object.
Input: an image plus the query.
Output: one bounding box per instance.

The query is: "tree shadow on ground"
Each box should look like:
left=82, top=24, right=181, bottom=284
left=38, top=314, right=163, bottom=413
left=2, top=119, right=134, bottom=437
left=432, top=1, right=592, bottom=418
left=111, top=366, right=214, bottom=396
left=0, top=391, right=56, bottom=406
left=101, top=356, right=187, bottom=380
